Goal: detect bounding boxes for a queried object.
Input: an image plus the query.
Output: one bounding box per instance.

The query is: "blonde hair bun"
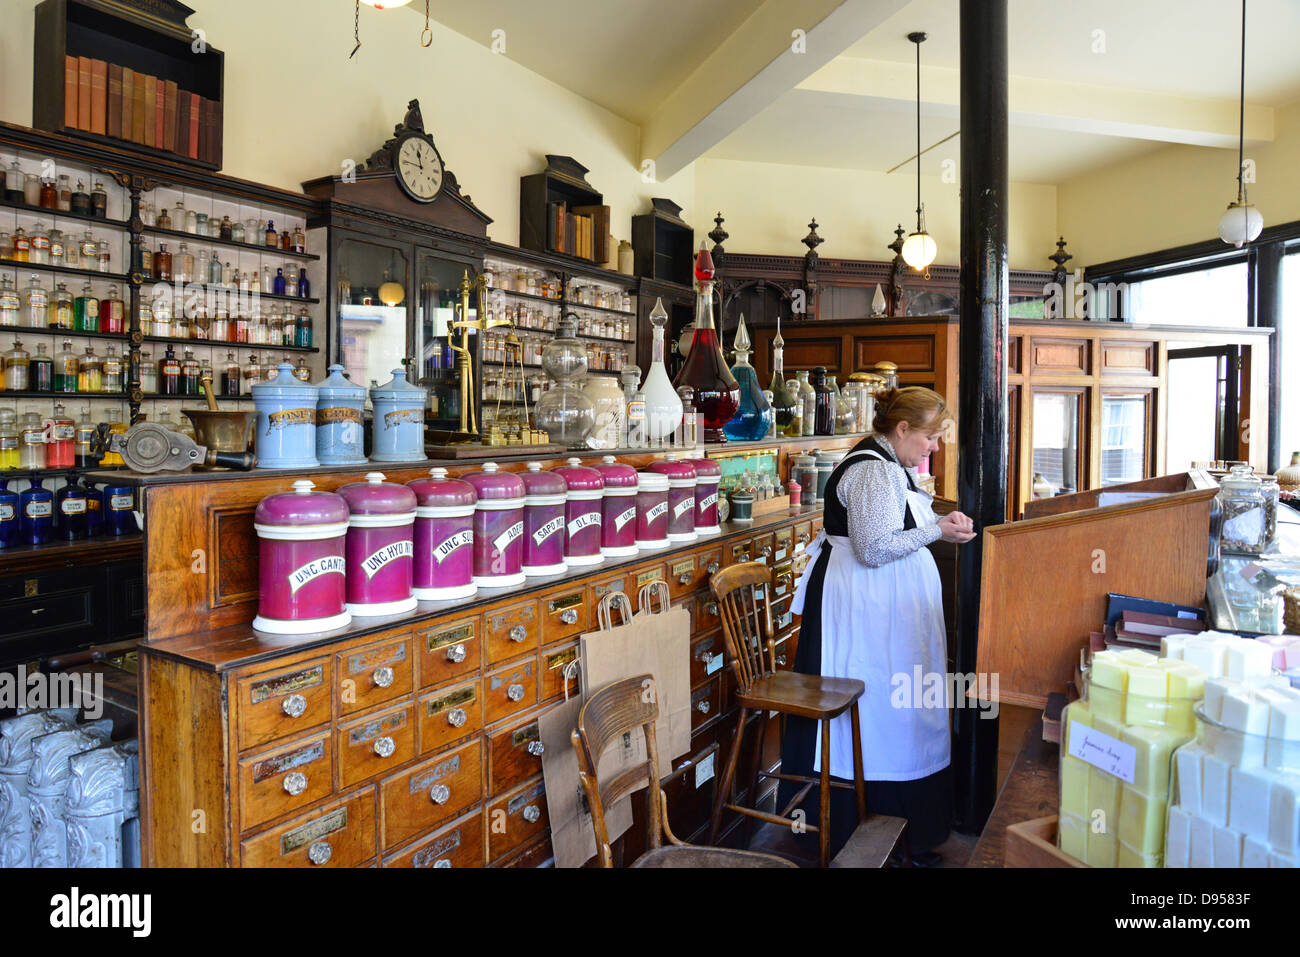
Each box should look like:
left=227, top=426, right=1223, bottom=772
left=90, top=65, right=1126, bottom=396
left=872, top=385, right=951, bottom=436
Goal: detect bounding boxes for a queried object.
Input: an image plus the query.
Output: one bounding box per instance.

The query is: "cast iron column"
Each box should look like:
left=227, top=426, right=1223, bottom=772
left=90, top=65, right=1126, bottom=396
left=953, top=0, right=1008, bottom=833
left=1251, top=242, right=1283, bottom=473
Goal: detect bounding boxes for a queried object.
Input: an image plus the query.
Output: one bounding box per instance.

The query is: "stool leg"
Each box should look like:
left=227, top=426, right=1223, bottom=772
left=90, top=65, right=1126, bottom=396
left=709, top=707, right=748, bottom=845
left=743, top=710, right=769, bottom=847
left=819, top=718, right=831, bottom=868
left=849, top=701, right=866, bottom=824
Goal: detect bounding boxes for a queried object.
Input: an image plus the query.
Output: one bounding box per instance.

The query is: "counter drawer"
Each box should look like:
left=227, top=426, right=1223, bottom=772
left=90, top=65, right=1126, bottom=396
left=752, top=533, right=775, bottom=565
left=674, top=594, right=699, bottom=634
left=240, top=787, right=376, bottom=868
left=690, top=632, right=726, bottom=689
left=632, top=565, right=665, bottom=611
left=540, top=642, right=579, bottom=704
left=485, top=599, right=539, bottom=665
left=237, top=732, right=334, bottom=832
left=336, top=702, right=416, bottom=790
left=484, top=658, right=538, bottom=726
left=667, top=554, right=700, bottom=600
left=419, top=679, right=482, bottom=755
left=773, top=527, right=794, bottom=563
left=337, top=636, right=413, bottom=717
left=725, top=538, right=754, bottom=567
left=486, top=778, right=548, bottom=864
left=540, top=587, right=588, bottom=644
left=380, top=739, right=483, bottom=851
left=698, top=547, right=722, bottom=581
left=774, top=634, right=795, bottom=671
left=234, top=658, right=331, bottom=753
left=691, top=678, right=721, bottom=733
left=417, top=616, right=480, bottom=689
left=699, top=596, right=721, bottom=630
left=487, top=711, right=546, bottom=798
left=794, top=522, right=813, bottom=552
left=382, top=809, right=484, bottom=868
left=589, top=573, right=628, bottom=606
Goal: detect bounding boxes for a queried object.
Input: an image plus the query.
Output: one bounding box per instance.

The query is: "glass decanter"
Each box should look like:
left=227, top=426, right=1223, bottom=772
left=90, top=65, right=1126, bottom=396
left=643, top=297, right=683, bottom=446
left=533, top=312, right=595, bottom=448
left=722, top=313, right=773, bottom=442
left=769, top=322, right=800, bottom=436
left=672, top=242, right=739, bottom=443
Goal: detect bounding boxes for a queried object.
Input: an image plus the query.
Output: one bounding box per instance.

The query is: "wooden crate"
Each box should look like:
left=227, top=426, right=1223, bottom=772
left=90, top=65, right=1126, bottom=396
left=1004, top=815, right=1088, bottom=868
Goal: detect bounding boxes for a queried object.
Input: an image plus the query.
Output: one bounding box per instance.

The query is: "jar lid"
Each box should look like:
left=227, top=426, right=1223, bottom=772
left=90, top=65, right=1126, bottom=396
left=316, top=364, right=365, bottom=401
left=592, top=455, right=638, bottom=490
left=251, top=363, right=319, bottom=399
left=520, top=461, right=567, bottom=499
left=792, top=453, right=816, bottom=467
left=462, top=461, right=526, bottom=503
left=730, top=487, right=754, bottom=504
left=649, top=458, right=697, bottom=484
left=337, top=471, right=417, bottom=516
left=636, top=471, right=670, bottom=492
left=407, top=467, right=477, bottom=510
left=679, top=456, right=721, bottom=479
left=554, top=457, right=605, bottom=494
left=254, top=479, right=349, bottom=528
left=371, top=367, right=427, bottom=401
left=1221, top=464, right=1261, bottom=491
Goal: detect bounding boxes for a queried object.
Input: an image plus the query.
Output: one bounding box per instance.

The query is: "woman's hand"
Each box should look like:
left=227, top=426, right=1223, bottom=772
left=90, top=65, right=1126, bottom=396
left=937, top=510, right=977, bottom=544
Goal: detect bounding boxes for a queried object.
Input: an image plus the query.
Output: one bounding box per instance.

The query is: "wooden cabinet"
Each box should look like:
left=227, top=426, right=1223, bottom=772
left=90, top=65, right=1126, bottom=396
left=241, top=788, right=376, bottom=869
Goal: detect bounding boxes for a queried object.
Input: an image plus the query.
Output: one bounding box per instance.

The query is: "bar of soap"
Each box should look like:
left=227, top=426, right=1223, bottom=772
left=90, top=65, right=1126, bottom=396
left=1242, top=834, right=1271, bottom=867
left=1165, top=805, right=1191, bottom=867
left=1284, top=642, right=1300, bottom=672
left=1060, top=754, right=1091, bottom=818
left=1267, top=695, right=1300, bottom=742
left=1202, top=753, right=1231, bottom=826
left=1268, top=775, right=1300, bottom=858
left=1173, top=744, right=1204, bottom=815
left=1209, top=714, right=1266, bottom=768
left=1090, top=651, right=1129, bottom=692
left=1202, top=677, right=1240, bottom=723
left=1190, top=813, right=1215, bottom=867
left=1165, top=661, right=1207, bottom=700
left=1117, top=840, right=1160, bottom=868
left=1221, top=687, right=1271, bottom=736
left=1122, top=725, right=1178, bottom=796
left=1093, top=713, right=1124, bottom=743
left=1119, top=786, right=1167, bottom=855
left=1229, top=765, right=1275, bottom=841
left=1058, top=811, right=1088, bottom=862
left=1118, top=649, right=1160, bottom=667
left=1184, top=639, right=1227, bottom=678
left=1125, top=666, right=1172, bottom=727
left=1086, top=827, right=1118, bottom=868
left=1089, top=766, right=1121, bottom=828
left=1212, top=824, right=1243, bottom=867
left=1161, top=635, right=1188, bottom=660
left=1225, top=640, right=1275, bottom=680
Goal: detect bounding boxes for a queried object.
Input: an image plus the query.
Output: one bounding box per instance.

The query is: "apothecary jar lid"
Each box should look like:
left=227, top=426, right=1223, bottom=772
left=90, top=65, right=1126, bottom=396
left=407, top=467, right=477, bottom=511
left=461, top=461, right=526, bottom=504
left=254, top=479, right=349, bottom=533
left=337, top=471, right=417, bottom=516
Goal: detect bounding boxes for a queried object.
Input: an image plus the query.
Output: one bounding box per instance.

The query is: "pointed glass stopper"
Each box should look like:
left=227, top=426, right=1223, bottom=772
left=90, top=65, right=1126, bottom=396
left=649, top=296, right=668, bottom=327
left=732, top=312, right=752, bottom=362
left=693, top=241, right=715, bottom=282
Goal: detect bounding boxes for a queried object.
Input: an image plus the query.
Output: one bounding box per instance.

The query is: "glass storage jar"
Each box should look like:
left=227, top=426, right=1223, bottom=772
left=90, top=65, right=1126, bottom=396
left=1218, top=464, right=1267, bottom=555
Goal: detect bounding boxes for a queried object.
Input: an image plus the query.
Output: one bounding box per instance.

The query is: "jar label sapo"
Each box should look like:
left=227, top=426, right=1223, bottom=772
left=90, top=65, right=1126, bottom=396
left=492, top=521, right=524, bottom=555
left=531, top=515, right=565, bottom=548
left=287, top=555, right=346, bottom=594
left=433, top=529, right=473, bottom=564
left=360, top=540, right=413, bottom=579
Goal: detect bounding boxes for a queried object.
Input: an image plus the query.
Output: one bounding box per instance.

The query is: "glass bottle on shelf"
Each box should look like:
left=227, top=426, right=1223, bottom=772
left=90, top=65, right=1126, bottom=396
left=55, top=174, right=72, bottom=211
left=211, top=303, right=228, bottom=341
left=138, top=239, right=152, bottom=279
left=285, top=268, right=298, bottom=298
left=78, top=229, right=97, bottom=266
left=243, top=353, right=261, bottom=390
left=99, top=408, right=126, bottom=465
left=292, top=225, right=305, bottom=254
left=23, top=167, right=41, bottom=206
left=54, top=338, right=78, bottom=392
left=181, top=347, right=199, bottom=396
left=28, top=222, right=50, bottom=264
left=38, top=172, right=57, bottom=209
left=233, top=308, right=249, bottom=344
left=0, top=228, right=12, bottom=259
left=722, top=313, right=774, bottom=442
left=297, top=267, right=310, bottom=299
left=220, top=215, right=233, bottom=240
left=156, top=243, right=172, bottom=281
left=75, top=405, right=96, bottom=467
left=4, top=160, right=23, bottom=203
left=197, top=248, right=210, bottom=285
left=140, top=200, right=155, bottom=227
left=672, top=243, right=739, bottom=443
left=0, top=409, right=17, bottom=469
left=11, top=226, right=30, bottom=262
left=264, top=220, right=277, bottom=247
left=18, top=412, right=45, bottom=469
left=47, top=226, right=65, bottom=266
left=101, top=283, right=125, bottom=334
left=103, top=346, right=123, bottom=393
left=78, top=345, right=102, bottom=392
left=3, top=340, right=30, bottom=391
left=72, top=282, right=97, bottom=331
left=676, top=385, right=700, bottom=448
left=267, top=312, right=283, bottom=346
left=30, top=342, right=52, bottom=392
left=293, top=356, right=311, bottom=382
left=97, top=244, right=110, bottom=274
left=208, top=249, right=222, bottom=284
left=533, top=313, right=596, bottom=448
left=811, top=366, right=835, bottom=436
left=768, top=327, right=799, bottom=437
left=230, top=219, right=245, bottom=243
left=295, top=307, right=312, bottom=348
left=222, top=352, right=240, bottom=396
left=794, top=370, right=816, bottom=436
left=642, top=297, right=682, bottom=446
left=272, top=267, right=285, bottom=296
left=156, top=202, right=172, bottom=230
left=91, top=180, right=107, bottom=218
left=222, top=260, right=234, bottom=286
left=199, top=358, right=214, bottom=396
left=0, top=275, right=19, bottom=327
left=47, top=402, right=74, bottom=468
left=159, top=345, right=181, bottom=396
left=277, top=228, right=289, bottom=251
left=173, top=202, right=187, bottom=232
left=139, top=350, right=157, bottom=394
left=24, top=274, right=48, bottom=328
left=829, top=375, right=855, bottom=435
left=176, top=243, right=193, bottom=283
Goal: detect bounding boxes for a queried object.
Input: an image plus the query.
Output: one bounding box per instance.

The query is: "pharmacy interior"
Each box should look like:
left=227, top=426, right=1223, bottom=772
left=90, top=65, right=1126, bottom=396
left=0, top=0, right=1297, bottom=874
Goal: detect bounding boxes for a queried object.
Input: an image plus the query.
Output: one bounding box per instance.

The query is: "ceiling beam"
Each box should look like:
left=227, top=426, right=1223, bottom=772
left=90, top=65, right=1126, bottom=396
left=641, top=0, right=912, bottom=181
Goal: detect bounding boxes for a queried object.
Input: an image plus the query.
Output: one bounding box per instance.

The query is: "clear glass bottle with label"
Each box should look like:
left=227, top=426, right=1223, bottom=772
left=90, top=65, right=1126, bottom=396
left=18, top=412, right=45, bottom=469
left=103, top=346, right=123, bottom=393
left=75, top=405, right=96, bottom=466
left=0, top=275, right=20, bottom=327
left=3, top=339, right=30, bottom=391
left=0, top=409, right=18, bottom=469
left=72, top=282, right=97, bottom=331
left=54, top=338, right=79, bottom=392
left=77, top=345, right=103, bottom=393
left=28, top=222, right=50, bottom=264
left=23, top=274, right=48, bottom=328
left=47, top=226, right=65, bottom=267
left=30, top=343, right=52, bottom=392
left=181, top=346, right=200, bottom=396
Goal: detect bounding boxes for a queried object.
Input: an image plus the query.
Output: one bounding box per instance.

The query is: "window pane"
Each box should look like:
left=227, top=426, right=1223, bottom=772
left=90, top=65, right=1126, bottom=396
left=1167, top=357, right=1221, bottom=472
left=1032, top=392, right=1081, bottom=495
left=1282, top=252, right=1300, bottom=462
left=1100, top=394, right=1147, bottom=485
left=1127, top=262, right=1247, bottom=327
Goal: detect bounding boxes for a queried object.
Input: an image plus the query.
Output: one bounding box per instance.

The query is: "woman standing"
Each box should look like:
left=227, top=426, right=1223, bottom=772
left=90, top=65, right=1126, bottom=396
left=781, top=387, right=975, bottom=865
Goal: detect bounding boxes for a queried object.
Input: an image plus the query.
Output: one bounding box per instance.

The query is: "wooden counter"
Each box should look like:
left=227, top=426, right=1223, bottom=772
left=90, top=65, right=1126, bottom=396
left=968, top=711, right=1058, bottom=868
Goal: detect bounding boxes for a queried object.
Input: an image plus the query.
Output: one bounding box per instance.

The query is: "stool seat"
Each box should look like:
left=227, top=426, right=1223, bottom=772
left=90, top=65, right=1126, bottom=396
left=736, top=672, right=864, bottom=720
left=630, top=845, right=797, bottom=868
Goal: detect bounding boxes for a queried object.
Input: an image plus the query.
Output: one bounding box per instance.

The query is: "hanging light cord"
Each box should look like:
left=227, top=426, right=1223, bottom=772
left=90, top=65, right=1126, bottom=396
left=915, top=35, right=923, bottom=227
left=351, top=0, right=361, bottom=59
left=1236, top=0, right=1246, bottom=203
left=422, top=0, right=433, bottom=47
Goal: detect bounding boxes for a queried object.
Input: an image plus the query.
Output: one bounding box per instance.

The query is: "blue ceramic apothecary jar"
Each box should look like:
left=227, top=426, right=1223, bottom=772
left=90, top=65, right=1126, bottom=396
left=315, top=364, right=367, bottom=466
left=369, top=368, right=427, bottom=463
left=252, top=362, right=320, bottom=469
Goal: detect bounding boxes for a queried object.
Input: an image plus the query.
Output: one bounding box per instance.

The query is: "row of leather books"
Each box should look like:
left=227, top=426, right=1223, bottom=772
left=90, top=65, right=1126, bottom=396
left=546, top=201, right=609, bottom=263
left=62, top=55, right=222, bottom=166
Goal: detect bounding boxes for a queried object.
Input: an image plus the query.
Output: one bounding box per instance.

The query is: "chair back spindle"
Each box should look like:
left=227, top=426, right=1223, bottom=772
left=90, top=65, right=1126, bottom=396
left=709, top=562, right=775, bottom=696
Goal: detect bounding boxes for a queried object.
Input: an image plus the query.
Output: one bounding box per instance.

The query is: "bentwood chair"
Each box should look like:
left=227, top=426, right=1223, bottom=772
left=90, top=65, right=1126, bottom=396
left=708, top=561, right=879, bottom=867
left=571, top=673, right=796, bottom=868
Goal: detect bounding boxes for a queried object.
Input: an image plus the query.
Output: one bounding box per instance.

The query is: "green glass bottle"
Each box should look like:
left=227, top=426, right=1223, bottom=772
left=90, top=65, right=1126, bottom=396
left=768, top=324, right=799, bottom=437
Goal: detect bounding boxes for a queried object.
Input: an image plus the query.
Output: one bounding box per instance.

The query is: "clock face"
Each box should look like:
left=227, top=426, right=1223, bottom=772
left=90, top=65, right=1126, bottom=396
left=395, top=134, right=443, bottom=203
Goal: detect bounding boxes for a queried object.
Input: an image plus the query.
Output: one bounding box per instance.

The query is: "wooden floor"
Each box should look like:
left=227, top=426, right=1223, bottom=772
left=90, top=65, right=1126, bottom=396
left=740, top=704, right=1038, bottom=868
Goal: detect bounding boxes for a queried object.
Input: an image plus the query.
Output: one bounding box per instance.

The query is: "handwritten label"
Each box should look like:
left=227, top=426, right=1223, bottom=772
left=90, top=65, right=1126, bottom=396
left=567, top=510, right=601, bottom=538
left=288, top=556, right=346, bottom=595
left=433, top=529, right=473, bottom=564
left=672, top=497, right=696, bottom=521
left=695, top=752, right=715, bottom=788
left=1067, top=722, right=1136, bottom=784
left=613, top=505, right=636, bottom=533
left=361, top=540, right=413, bottom=579
left=531, top=515, right=565, bottom=548
left=492, top=520, right=524, bottom=555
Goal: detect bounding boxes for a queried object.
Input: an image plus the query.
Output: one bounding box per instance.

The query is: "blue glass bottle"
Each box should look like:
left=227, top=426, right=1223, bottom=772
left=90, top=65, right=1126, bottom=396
left=298, top=267, right=310, bottom=299
left=55, top=475, right=87, bottom=540
left=20, top=478, right=53, bottom=545
left=272, top=268, right=286, bottom=296
left=0, top=480, right=19, bottom=549
left=722, top=313, right=774, bottom=442
left=82, top=478, right=103, bottom=537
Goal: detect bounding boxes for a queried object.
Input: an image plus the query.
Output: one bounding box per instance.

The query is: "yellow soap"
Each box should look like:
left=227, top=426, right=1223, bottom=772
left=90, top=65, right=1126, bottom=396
left=1121, top=725, right=1181, bottom=797
left=1086, top=828, right=1118, bottom=868
left=1094, top=713, right=1124, bottom=742
left=1060, top=754, right=1091, bottom=818
left=1117, top=839, right=1161, bottom=868
left=1118, top=786, right=1168, bottom=855
left=1166, top=661, right=1207, bottom=700
left=1091, top=652, right=1129, bottom=692
left=1089, top=765, right=1121, bottom=826
left=1118, top=649, right=1160, bottom=668
left=1091, top=683, right=1125, bottom=722
left=1058, top=812, right=1088, bottom=862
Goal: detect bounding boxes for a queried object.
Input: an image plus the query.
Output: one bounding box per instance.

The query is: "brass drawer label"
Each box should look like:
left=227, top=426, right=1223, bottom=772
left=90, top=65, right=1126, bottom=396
left=252, top=741, right=325, bottom=783
left=510, top=723, right=541, bottom=749
left=545, top=648, right=576, bottom=672
left=281, top=806, right=348, bottom=856
left=346, top=642, right=407, bottom=675
left=426, top=622, right=474, bottom=652
left=591, top=579, right=623, bottom=598
left=547, top=593, right=582, bottom=614
left=250, top=665, right=324, bottom=705
left=507, top=782, right=545, bottom=816
left=731, top=543, right=751, bottom=560
left=347, top=709, right=408, bottom=745
left=427, top=685, right=476, bottom=715
left=636, top=568, right=664, bottom=587
left=489, top=604, right=535, bottom=630
left=670, top=558, right=695, bottom=578
left=412, top=829, right=463, bottom=868
left=411, top=754, right=461, bottom=794
left=489, top=662, right=534, bottom=691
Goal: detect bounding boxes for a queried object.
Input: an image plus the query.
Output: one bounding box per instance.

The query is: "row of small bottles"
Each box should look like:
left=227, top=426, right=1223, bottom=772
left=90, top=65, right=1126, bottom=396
left=144, top=347, right=310, bottom=396
left=0, top=473, right=137, bottom=547
left=143, top=201, right=307, bottom=253
left=0, top=275, right=126, bottom=331
left=0, top=404, right=124, bottom=471
left=2, top=160, right=111, bottom=217
left=140, top=298, right=312, bottom=347
left=2, top=339, right=124, bottom=393
left=0, top=224, right=114, bottom=271
left=138, top=242, right=311, bottom=297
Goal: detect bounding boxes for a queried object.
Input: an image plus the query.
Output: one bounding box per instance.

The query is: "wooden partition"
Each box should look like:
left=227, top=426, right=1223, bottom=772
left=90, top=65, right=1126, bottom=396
left=975, top=472, right=1218, bottom=708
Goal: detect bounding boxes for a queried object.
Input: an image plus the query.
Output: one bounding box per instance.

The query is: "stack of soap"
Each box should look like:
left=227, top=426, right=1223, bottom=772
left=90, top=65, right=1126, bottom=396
left=1162, top=631, right=1277, bottom=680
left=1165, top=676, right=1300, bottom=868
left=1255, top=634, right=1300, bottom=673
left=1058, top=649, right=1207, bottom=867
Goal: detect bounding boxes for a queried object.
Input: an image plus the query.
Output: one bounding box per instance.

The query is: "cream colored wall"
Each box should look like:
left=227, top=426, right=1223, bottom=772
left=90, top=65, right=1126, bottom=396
left=0, top=0, right=693, bottom=249
left=692, top=157, right=1059, bottom=272
left=1058, top=101, right=1300, bottom=267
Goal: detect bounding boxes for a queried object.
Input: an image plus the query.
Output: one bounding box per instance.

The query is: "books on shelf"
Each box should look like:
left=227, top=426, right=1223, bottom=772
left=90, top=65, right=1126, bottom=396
left=61, top=55, right=221, bottom=165
left=543, top=200, right=610, bottom=262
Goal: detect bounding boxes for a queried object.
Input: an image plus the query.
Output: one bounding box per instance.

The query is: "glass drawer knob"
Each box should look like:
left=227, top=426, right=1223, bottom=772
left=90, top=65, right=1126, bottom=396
left=281, top=694, right=307, bottom=718
left=560, top=609, right=578, bottom=625
left=678, top=572, right=692, bottom=585
left=507, top=683, right=525, bottom=702
left=509, top=625, right=527, bottom=642
left=526, top=740, right=545, bottom=757
left=447, top=708, right=467, bottom=728
left=705, top=603, right=719, bottom=617
left=695, top=700, right=711, bottom=714
left=283, top=771, right=308, bottom=795
left=307, top=841, right=332, bottom=865
left=446, top=643, right=467, bottom=663
left=695, top=650, right=716, bottom=667
left=373, top=666, right=394, bottom=688
left=776, top=655, right=787, bottom=666
left=373, top=736, right=395, bottom=758
left=433, top=859, right=451, bottom=868
left=429, top=783, right=451, bottom=805
left=522, top=804, right=541, bottom=824
left=761, top=545, right=773, bottom=557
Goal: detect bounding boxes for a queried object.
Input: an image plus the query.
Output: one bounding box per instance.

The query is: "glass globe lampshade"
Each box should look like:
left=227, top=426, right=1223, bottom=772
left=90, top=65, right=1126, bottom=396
left=360, top=0, right=412, bottom=8
left=1217, top=200, right=1263, bottom=248
left=378, top=281, right=406, bottom=307
left=901, top=230, right=937, bottom=270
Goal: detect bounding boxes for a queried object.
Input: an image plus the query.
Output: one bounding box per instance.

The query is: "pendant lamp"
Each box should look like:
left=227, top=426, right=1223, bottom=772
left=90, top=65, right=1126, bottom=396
left=1218, top=0, right=1263, bottom=248
left=901, top=31, right=937, bottom=271
left=360, top=0, right=412, bottom=8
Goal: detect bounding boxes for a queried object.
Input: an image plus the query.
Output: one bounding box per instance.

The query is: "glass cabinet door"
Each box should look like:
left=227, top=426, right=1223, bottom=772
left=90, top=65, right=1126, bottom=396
left=415, top=251, right=480, bottom=434
left=335, top=238, right=410, bottom=389
left=1100, top=392, right=1150, bottom=486
left=1031, top=390, right=1084, bottom=497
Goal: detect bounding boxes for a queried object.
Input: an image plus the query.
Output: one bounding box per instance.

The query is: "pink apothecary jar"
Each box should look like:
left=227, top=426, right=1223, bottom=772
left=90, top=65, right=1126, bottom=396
left=680, top=456, right=721, bottom=536
left=553, top=457, right=605, bottom=567
left=634, top=470, right=670, bottom=550
left=407, top=467, right=478, bottom=602
left=592, top=455, right=638, bottom=558
left=337, top=472, right=417, bottom=618
left=462, top=462, right=526, bottom=588
left=252, top=479, right=351, bottom=635
left=648, top=455, right=697, bottom=543
left=520, top=461, right=567, bottom=577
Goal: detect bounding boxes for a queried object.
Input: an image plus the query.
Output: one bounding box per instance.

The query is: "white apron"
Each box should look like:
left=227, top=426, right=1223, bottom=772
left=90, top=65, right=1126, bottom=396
left=791, top=449, right=951, bottom=782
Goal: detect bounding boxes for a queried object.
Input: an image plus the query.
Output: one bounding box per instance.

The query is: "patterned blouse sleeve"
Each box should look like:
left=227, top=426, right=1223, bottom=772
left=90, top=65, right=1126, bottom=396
left=835, top=460, right=942, bottom=567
